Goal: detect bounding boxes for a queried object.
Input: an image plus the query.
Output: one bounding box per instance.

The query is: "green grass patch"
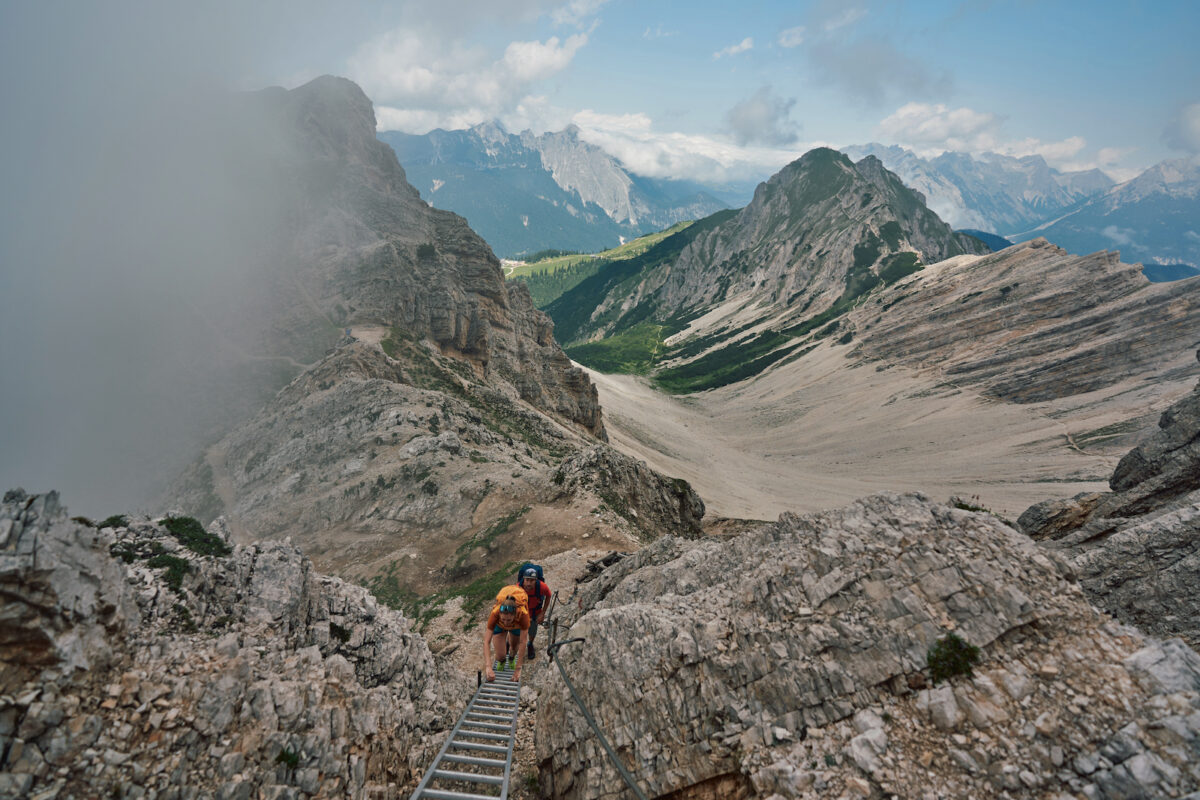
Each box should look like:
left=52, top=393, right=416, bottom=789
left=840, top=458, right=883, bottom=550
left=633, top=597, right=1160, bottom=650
left=879, top=221, right=904, bottom=250
left=546, top=209, right=736, bottom=344
left=510, top=222, right=695, bottom=308
left=654, top=331, right=803, bottom=393
left=275, top=748, right=300, bottom=769
left=878, top=251, right=923, bottom=284
left=366, top=560, right=521, bottom=633
left=98, top=514, right=129, bottom=529
left=853, top=230, right=882, bottom=271
left=565, top=323, right=668, bottom=374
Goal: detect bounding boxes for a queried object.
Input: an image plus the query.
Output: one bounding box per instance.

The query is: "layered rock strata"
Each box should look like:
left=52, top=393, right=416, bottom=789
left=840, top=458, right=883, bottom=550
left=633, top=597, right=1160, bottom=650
left=537, top=493, right=1200, bottom=800
left=168, top=338, right=701, bottom=594
left=0, top=490, right=467, bottom=799
left=847, top=239, right=1200, bottom=403
left=1019, top=353, right=1200, bottom=646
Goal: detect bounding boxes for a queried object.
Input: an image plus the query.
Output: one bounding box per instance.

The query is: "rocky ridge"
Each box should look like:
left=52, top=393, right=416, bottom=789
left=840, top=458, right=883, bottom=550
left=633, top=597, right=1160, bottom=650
left=166, top=76, right=719, bottom=595
left=0, top=489, right=467, bottom=799
left=558, top=147, right=988, bottom=345
left=169, top=336, right=703, bottom=596
left=1019, top=351, right=1200, bottom=647
left=536, top=493, right=1200, bottom=800
left=239, top=76, right=602, bottom=437
left=841, top=143, right=1113, bottom=233
left=843, top=238, right=1200, bottom=403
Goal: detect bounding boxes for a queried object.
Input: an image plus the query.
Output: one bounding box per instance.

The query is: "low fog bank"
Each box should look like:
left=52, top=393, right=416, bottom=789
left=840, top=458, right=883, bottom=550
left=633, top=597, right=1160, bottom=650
left=0, top=3, right=366, bottom=516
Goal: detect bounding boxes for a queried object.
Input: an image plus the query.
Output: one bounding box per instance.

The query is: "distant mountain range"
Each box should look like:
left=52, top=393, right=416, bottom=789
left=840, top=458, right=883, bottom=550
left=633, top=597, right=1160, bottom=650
left=382, top=122, right=1200, bottom=273
left=1008, top=157, right=1200, bottom=270
left=840, top=143, right=1115, bottom=235
left=544, top=145, right=1200, bottom=403
left=843, top=145, right=1200, bottom=273
left=380, top=122, right=733, bottom=258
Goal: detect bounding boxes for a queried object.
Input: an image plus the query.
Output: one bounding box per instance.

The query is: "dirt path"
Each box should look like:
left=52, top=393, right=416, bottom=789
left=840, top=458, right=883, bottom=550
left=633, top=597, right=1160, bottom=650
left=348, top=325, right=391, bottom=347
left=583, top=340, right=1152, bottom=522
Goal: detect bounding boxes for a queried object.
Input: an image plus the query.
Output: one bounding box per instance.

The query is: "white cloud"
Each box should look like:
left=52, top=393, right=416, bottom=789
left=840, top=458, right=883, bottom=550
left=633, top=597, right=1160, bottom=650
left=551, top=0, right=609, bottom=27
left=994, top=135, right=1087, bottom=161
left=643, top=24, right=675, bottom=39
left=503, top=34, right=588, bottom=81
left=1101, top=225, right=1137, bottom=246
left=713, top=37, right=754, bottom=59
left=874, top=102, right=1137, bottom=177
left=824, top=8, right=866, bottom=31
left=1164, top=101, right=1200, bottom=155
left=724, top=86, right=798, bottom=147
left=571, top=109, right=811, bottom=184
left=777, top=26, right=806, bottom=47
left=808, top=38, right=946, bottom=105
left=350, top=27, right=589, bottom=132
left=877, top=102, right=1000, bottom=153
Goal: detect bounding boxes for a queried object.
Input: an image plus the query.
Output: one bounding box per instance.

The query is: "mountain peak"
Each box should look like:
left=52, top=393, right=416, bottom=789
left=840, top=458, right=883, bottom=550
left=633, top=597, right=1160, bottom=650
left=470, top=119, right=509, bottom=142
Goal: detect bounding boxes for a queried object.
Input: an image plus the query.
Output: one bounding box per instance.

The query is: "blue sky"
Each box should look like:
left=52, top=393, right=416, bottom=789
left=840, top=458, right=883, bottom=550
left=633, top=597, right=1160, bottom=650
left=3, top=1, right=1197, bottom=184
left=314, top=0, right=1200, bottom=183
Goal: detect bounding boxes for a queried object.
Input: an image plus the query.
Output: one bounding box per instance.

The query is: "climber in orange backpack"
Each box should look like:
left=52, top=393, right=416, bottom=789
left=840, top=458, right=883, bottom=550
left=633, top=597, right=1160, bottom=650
left=482, top=585, right=530, bottom=682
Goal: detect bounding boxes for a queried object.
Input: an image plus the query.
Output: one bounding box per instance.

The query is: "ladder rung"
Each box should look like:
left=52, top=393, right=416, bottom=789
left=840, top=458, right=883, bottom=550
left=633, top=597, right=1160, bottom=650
left=440, top=753, right=506, bottom=769
left=471, top=704, right=515, bottom=713
left=432, top=769, right=504, bottom=786
left=456, top=731, right=509, bottom=741
left=478, top=688, right=518, bottom=696
left=460, top=721, right=509, bottom=731
left=417, top=789, right=500, bottom=800
left=465, top=712, right=511, bottom=722
left=450, top=740, right=509, bottom=754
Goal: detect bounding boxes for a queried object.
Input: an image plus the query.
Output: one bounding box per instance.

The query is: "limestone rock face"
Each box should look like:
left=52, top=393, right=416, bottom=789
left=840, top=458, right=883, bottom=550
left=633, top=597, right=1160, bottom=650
left=537, top=493, right=1200, bottom=800
left=240, top=75, right=604, bottom=437
left=166, top=338, right=676, bottom=596
left=554, top=446, right=705, bottom=539
left=0, top=490, right=466, bottom=799
left=848, top=239, right=1200, bottom=403
left=1019, top=355, right=1200, bottom=646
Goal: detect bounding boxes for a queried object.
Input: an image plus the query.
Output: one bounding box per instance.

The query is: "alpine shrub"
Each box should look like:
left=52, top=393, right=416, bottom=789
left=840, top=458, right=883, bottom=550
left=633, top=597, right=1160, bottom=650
left=275, top=748, right=300, bottom=769
left=928, top=632, right=981, bottom=683
left=161, top=516, right=231, bottom=557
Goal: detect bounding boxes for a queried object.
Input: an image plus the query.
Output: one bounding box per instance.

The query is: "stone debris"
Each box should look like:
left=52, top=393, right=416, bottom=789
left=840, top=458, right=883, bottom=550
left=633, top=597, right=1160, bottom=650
left=1020, top=351, right=1200, bottom=648
left=536, top=492, right=1200, bottom=800
left=0, top=490, right=469, bottom=799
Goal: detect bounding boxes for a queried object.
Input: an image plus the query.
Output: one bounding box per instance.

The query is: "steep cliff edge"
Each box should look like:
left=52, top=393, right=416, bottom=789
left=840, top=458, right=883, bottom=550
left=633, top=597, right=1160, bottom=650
left=240, top=76, right=602, bottom=438
left=1020, top=350, right=1200, bottom=646
left=164, top=78, right=718, bottom=593
left=537, top=493, right=1200, bottom=800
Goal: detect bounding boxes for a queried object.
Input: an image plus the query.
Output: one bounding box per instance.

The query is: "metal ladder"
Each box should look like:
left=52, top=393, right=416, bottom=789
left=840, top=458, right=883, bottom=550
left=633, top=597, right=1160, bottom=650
left=409, top=662, right=522, bottom=800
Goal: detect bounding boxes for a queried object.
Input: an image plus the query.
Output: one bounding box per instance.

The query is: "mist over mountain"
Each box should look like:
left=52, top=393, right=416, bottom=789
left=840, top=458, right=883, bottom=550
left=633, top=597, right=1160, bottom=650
left=380, top=122, right=732, bottom=258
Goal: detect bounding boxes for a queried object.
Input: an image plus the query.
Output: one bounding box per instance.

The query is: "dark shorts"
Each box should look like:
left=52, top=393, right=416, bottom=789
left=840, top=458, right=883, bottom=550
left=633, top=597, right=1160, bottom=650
left=493, top=625, right=524, bottom=636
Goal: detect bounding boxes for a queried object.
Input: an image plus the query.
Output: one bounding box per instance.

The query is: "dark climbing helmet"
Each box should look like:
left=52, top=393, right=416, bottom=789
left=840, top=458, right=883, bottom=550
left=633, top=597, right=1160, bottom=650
left=522, top=568, right=538, bottom=579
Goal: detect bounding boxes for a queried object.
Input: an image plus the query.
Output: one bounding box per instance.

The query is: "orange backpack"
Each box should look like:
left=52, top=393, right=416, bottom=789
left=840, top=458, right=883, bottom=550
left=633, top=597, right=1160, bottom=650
left=492, top=585, right=529, bottom=615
